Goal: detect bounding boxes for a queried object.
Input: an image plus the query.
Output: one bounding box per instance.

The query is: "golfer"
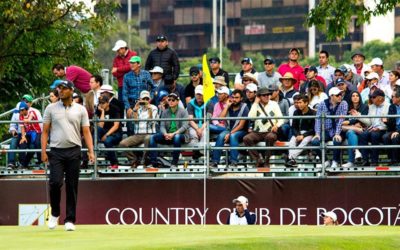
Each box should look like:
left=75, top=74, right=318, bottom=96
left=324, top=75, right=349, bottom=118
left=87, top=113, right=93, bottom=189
left=41, top=80, right=94, bottom=231
left=227, top=195, right=256, bottom=225
left=321, top=211, right=339, bottom=226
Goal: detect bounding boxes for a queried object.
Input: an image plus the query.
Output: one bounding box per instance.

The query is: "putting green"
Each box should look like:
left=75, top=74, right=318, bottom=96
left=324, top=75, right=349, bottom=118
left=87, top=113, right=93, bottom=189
left=0, top=225, right=399, bottom=249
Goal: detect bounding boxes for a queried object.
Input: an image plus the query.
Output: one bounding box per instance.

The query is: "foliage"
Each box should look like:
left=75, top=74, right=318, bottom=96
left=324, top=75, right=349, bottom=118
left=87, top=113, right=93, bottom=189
left=0, top=0, right=118, bottom=113
left=306, top=0, right=399, bottom=41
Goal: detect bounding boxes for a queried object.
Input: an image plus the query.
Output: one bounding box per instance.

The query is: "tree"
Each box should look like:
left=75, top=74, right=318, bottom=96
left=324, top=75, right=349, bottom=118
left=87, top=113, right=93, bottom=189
left=306, top=0, right=399, bottom=41
left=0, top=0, right=118, bottom=112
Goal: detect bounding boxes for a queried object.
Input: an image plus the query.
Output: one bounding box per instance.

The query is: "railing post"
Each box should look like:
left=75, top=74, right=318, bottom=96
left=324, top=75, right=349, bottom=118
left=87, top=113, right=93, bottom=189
left=321, top=112, right=326, bottom=177
left=93, top=114, right=98, bottom=179
left=41, top=93, right=46, bottom=115
left=206, top=113, right=211, bottom=177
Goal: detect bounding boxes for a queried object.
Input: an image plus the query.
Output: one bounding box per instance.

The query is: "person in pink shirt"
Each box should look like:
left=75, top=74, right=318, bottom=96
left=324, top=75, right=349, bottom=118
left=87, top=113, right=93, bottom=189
left=52, top=64, right=92, bottom=93
left=277, top=48, right=305, bottom=90
left=111, top=40, right=137, bottom=101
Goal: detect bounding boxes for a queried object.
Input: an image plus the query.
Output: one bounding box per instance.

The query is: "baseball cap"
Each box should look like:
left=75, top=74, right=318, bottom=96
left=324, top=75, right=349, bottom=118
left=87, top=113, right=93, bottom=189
left=232, top=195, right=248, bottom=205
left=156, top=35, right=168, bottom=41
left=264, top=58, right=275, bottom=64
left=189, top=66, right=200, bottom=75
left=22, top=94, right=33, bottom=102
left=246, top=83, right=258, bottom=92
left=369, top=57, right=383, bottom=66
left=140, top=90, right=150, bottom=99
left=129, top=56, right=141, bottom=64
left=329, top=87, right=341, bottom=96
left=14, top=102, right=23, bottom=114
left=213, top=76, right=227, bottom=86
left=337, top=65, right=348, bottom=75
left=351, top=50, right=365, bottom=60
left=149, top=66, right=164, bottom=74
left=57, top=80, right=75, bottom=89
left=365, top=72, right=379, bottom=80
left=112, top=40, right=127, bottom=51
left=19, top=101, right=29, bottom=111
left=209, top=57, right=221, bottom=63
left=371, top=88, right=385, bottom=98
left=289, top=48, right=301, bottom=55
left=72, top=93, right=79, bottom=98
left=241, top=57, right=253, bottom=65
left=194, top=85, right=203, bottom=95
left=50, top=79, right=64, bottom=89
left=267, top=84, right=279, bottom=92
left=99, top=85, right=115, bottom=95
left=321, top=211, right=337, bottom=222
left=216, top=86, right=230, bottom=95
left=167, top=93, right=180, bottom=100
left=335, top=78, right=346, bottom=86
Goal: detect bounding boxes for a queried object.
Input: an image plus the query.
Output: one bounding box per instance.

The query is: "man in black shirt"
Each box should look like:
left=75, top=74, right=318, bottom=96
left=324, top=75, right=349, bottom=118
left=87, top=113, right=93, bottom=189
left=96, top=95, right=122, bottom=169
left=184, top=66, right=203, bottom=104
left=209, top=57, right=229, bottom=84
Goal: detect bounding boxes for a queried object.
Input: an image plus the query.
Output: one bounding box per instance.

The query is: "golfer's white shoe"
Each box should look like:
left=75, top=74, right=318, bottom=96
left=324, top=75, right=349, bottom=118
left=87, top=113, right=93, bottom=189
left=65, top=222, right=76, bottom=231
left=48, top=216, right=59, bottom=229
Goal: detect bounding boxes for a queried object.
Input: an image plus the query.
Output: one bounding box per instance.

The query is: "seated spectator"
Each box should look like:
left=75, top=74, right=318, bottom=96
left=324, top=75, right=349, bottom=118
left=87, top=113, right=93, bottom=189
left=335, top=78, right=353, bottom=105
left=156, top=89, right=170, bottom=115
left=245, top=83, right=257, bottom=109
left=148, top=93, right=189, bottom=168
left=72, top=93, right=83, bottom=105
left=279, top=72, right=298, bottom=105
left=286, top=94, right=315, bottom=167
left=119, top=91, right=158, bottom=168
left=49, top=89, right=59, bottom=103
left=19, top=101, right=42, bottom=168
left=357, top=69, right=372, bottom=93
left=343, top=64, right=363, bottom=90
left=311, top=87, right=348, bottom=168
left=227, top=196, right=256, bottom=225
left=341, top=91, right=369, bottom=167
left=359, top=89, right=389, bottom=166
left=211, top=89, right=249, bottom=168
left=300, top=66, right=326, bottom=93
left=209, top=76, right=228, bottom=105
left=7, top=102, right=23, bottom=169
left=268, top=84, right=291, bottom=141
left=360, top=72, right=379, bottom=105
left=234, top=58, right=258, bottom=90
left=383, top=89, right=400, bottom=165
left=243, top=87, right=283, bottom=168
left=185, top=66, right=203, bottom=104
left=382, top=70, right=400, bottom=100
left=96, top=95, right=122, bottom=169
left=241, top=73, right=258, bottom=90
left=210, top=86, right=230, bottom=134
left=257, top=57, right=281, bottom=89
left=159, top=77, right=186, bottom=107
left=187, top=85, right=213, bottom=159
left=288, top=94, right=301, bottom=126
left=307, top=80, right=328, bottom=110
left=149, top=66, right=164, bottom=90
left=99, top=85, right=124, bottom=117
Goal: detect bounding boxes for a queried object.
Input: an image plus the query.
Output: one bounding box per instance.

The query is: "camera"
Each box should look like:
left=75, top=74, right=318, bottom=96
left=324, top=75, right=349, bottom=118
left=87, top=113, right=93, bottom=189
left=139, top=101, right=147, bottom=106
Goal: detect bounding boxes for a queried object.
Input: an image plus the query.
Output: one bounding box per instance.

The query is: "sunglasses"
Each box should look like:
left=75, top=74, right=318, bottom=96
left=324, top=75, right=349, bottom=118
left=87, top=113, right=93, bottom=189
left=142, top=97, right=150, bottom=101
left=191, top=73, right=199, bottom=77
left=168, top=98, right=177, bottom=102
left=335, top=94, right=342, bottom=97
left=260, top=93, right=272, bottom=97
left=264, top=63, right=273, bottom=65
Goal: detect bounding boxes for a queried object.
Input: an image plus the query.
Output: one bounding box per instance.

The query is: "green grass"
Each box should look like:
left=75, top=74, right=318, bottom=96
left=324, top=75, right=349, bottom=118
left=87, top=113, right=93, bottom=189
left=0, top=225, right=399, bottom=249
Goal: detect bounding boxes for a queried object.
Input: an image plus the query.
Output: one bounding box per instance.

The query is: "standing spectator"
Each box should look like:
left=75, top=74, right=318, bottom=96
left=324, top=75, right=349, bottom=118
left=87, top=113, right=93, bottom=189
left=89, top=74, right=103, bottom=107
left=111, top=40, right=137, bottom=101
left=317, top=50, right=336, bottom=85
left=123, top=56, right=155, bottom=135
left=349, top=51, right=371, bottom=78
left=234, top=58, right=258, bottom=90
left=52, top=64, right=92, bottom=94
left=185, top=66, right=203, bottom=104
left=209, top=57, right=229, bottom=84
left=7, top=102, right=23, bottom=169
left=257, top=57, right=281, bottom=89
left=277, top=48, right=305, bottom=90
left=369, top=57, right=390, bottom=88
left=148, top=93, right=189, bottom=168
left=245, top=83, right=258, bottom=109
left=341, top=91, right=369, bottom=167
left=383, top=89, right=400, bottom=165
left=227, top=196, right=256, bottom=225
left=210, top=86, right=230, bottom=134
left=307, top=80, right=328, bottom=110
left=41, top=80, right=94, bottom=231
left=211, top=90, right=249, bottom=168
left=279, top=72, right=299, bottom=105
left=311, top=87, right=348, bottom=168
left=145, top=35, right=180, bottom=81
left=286, top=94, right=315, bottom=167
left=359, top=89, right=389, bottom=166
left=96, top=95, right=122, bottom=169
left=119, top=91, right=158, bottom=168
left=243, top=88, right=283, bottom=168
left=49, top=89, right=59, bottom=103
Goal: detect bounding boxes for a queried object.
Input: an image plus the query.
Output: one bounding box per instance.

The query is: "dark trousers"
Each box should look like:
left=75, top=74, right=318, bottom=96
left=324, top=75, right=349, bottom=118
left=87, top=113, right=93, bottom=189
left=19, top=131, right=41, bottom=167
left=359, top=130, right=385, bottom=164
left=382, top=131, right=400, bottom=163
left=48, top=146, right=81, bottom=223
left=149, top=132, right=185, bottom=165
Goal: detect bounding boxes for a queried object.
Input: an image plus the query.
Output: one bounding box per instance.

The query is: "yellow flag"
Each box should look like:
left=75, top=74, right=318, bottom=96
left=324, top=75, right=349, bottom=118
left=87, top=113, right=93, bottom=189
left=202, top=54, right=215, bottom=103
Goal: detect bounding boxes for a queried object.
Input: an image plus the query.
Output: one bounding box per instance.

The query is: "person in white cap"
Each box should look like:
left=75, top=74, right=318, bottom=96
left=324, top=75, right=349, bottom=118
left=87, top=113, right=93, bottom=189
left=227, top=196, right=256, bottom=225
left=209, top=76, right=228, bottom=105
left=311, top=87, right=348, bottom=168
left=100, top=85, right=124, bottom=117
left=245, top=83, right=258, bottom=109
left=321, top=211, right=338, bottom=226
left=234, top=57, right=258, bottom=90
left=111, top=39, right=137, bottom=101
left=149, top=66, right=164, bottom=90
left=119, top=90, right=158, bottom=168
left=369, top=57, right=389, bottom=88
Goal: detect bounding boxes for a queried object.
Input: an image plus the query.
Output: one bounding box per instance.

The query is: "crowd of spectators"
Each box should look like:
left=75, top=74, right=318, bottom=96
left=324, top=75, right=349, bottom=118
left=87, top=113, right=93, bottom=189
left=7, top=35, right=400, bottom=169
